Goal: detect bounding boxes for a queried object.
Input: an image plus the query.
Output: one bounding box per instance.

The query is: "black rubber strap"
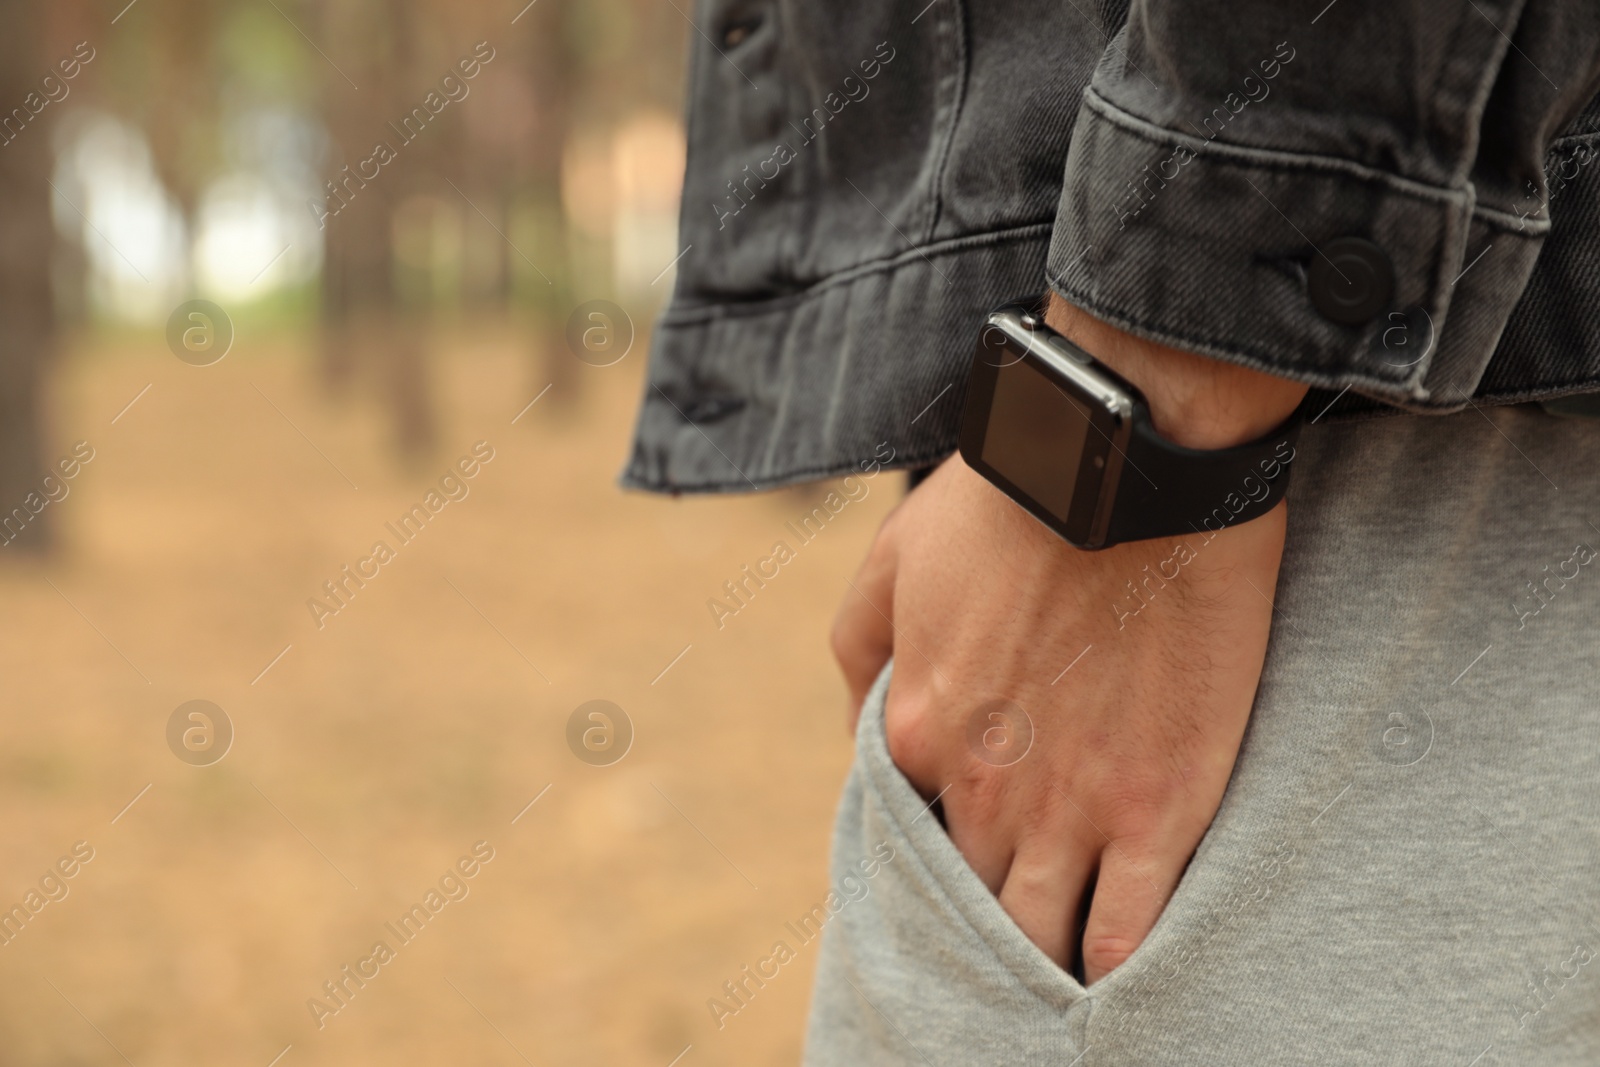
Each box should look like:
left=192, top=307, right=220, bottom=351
left=1100, top=401, right=1304, bottom=547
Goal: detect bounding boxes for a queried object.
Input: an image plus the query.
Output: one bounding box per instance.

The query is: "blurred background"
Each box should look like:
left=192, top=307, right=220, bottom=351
left=0, top=1, right=892, bottom=1063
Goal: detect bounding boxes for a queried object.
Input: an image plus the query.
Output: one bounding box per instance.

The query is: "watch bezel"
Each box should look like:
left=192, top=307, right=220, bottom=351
left=958, top=305, right=1138, bottom=549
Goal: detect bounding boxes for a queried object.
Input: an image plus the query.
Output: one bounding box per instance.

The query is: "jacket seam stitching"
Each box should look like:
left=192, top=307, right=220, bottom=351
left=1083, top=87, right=1555, bottom=236
left=658, top=220, right=1053, bottom=324
left=921, top=0, right=971, bottom=244
left=1081, top=87, right=1473, bottom=206
left=1088, top=82, right=1548, bottom=236
left=1044, top=273, right=1414, bottom=394
left=621, top=446, right=958, bottom=494
left=1476, top=202, right=1552, bottom=233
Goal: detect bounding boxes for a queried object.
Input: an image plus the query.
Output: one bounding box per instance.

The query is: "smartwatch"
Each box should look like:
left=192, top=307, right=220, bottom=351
left=957, top=299, right=1304, bottom=551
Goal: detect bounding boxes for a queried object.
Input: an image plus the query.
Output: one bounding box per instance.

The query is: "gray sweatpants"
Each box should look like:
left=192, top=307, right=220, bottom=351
left=803, top=406, right=1600, bottom=1066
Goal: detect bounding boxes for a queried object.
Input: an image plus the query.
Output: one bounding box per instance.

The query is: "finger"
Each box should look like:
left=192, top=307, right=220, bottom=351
left=1080, top=843, right=1181, bottom=986
left=997, top=838, right=1097, bottom=969
left=942, top=786, right=1017, bottom=895
left=831, top=533, right=899, bottom=729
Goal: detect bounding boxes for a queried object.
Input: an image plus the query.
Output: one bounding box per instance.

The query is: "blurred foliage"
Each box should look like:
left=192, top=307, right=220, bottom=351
left=4, top=0, right=690, bottom=489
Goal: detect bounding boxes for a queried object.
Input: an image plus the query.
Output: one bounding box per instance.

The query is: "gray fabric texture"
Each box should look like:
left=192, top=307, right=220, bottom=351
left=625, top=0, right=1600, bottom=494
left=803, top=405, right=1600, bottom=1066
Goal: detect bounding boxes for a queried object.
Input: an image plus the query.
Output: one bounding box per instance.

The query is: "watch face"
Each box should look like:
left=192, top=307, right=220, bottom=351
left=958, top=308, right=1132, bottom=547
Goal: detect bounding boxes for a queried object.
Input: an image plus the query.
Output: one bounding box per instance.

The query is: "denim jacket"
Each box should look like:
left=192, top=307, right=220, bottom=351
left=625, top=0, right=1600, bottom=493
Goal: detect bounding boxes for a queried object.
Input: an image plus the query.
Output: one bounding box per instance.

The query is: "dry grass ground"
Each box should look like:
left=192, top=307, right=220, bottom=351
left=0, top=320, right=899, bottom=1066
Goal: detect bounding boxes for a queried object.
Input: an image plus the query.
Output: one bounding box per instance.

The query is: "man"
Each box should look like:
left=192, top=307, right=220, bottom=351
left=626, top=2, right=1600, bottom=1062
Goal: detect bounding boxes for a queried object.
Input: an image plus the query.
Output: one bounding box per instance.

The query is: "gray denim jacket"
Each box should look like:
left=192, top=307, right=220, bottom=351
left=625, top=0, right=1600, bottom=493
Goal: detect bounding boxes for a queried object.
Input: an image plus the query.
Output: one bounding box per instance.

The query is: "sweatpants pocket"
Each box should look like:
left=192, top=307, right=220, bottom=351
left=802, top=662, right=1091, bottom=1066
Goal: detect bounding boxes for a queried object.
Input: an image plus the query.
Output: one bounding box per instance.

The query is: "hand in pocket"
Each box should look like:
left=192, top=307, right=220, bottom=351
left=831, top=452, right=1286, bottom=984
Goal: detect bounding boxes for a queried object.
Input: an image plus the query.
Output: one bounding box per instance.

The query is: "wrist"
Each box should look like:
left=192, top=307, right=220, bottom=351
left=1044, top=293, right=1308, bottom=450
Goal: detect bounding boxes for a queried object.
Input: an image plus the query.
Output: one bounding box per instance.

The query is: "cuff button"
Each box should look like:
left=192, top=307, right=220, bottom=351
left=1307, top=236, right=1394, bottom=325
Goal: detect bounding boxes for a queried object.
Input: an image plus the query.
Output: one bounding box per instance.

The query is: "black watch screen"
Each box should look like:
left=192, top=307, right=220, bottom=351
left=958, top=300, right=1302, bottom=550
left=959, top=307, right=1131, bottom=546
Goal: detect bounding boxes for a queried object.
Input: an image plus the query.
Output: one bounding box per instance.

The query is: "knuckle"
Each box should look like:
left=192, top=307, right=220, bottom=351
left=1014, top=785, right=1066, bottom=837
left=1078, top=751, right=1192, bottom=824
left=954, top=754, right=1013, bottom=810
left=829, top=609, right=885, bottom=683
left=1083, top=777, right=1171, bottom=836
left=1082, top=932, right=1142, bottom=976
left=996, top=857, right=1054, bottom=899
left=883, top=691, right=935, bottom=776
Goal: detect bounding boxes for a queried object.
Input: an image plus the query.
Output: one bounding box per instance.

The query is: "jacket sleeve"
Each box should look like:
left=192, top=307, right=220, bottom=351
left=1047, top=2, right=1600, bottom=412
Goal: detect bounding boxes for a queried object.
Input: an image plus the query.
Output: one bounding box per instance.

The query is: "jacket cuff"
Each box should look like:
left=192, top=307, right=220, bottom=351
left=1047, top=87, right=1534, bottom=410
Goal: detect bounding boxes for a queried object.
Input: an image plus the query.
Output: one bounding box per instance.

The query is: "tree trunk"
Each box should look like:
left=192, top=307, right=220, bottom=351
left=315, top=0, right=436, bottom=462
left=0, top=0, right=57, bottom=555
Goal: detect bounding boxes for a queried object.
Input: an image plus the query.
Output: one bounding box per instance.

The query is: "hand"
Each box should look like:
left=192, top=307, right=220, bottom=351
left=831, top=297, right=1306, bottom=983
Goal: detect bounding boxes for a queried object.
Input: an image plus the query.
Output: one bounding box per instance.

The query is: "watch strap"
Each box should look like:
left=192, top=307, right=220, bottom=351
left=1100, top=402, right=1304, bottom=547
